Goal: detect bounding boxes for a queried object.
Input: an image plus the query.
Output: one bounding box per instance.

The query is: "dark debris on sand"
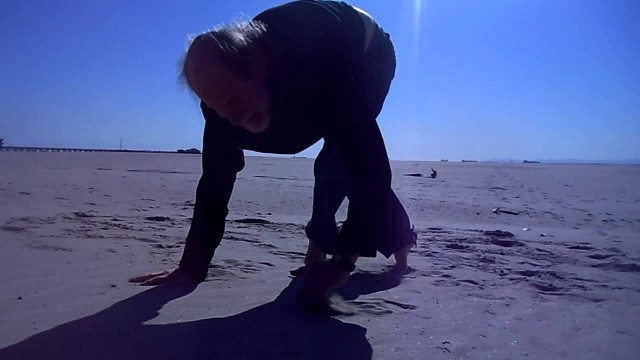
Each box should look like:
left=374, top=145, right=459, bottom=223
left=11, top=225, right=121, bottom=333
left=234, top=218, right=272, bottom=225
left=145, top=216, right=171, bottom=222
left=483, top=230, right=515, bottom=238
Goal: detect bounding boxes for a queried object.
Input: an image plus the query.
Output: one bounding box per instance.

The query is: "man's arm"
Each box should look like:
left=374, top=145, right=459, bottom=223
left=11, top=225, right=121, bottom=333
left=179, top=102, right=245, bottom=282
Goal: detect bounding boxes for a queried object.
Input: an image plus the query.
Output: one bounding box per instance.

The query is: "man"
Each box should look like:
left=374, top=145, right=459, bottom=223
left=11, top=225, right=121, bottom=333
left=130, top=0, right=416, bottom=300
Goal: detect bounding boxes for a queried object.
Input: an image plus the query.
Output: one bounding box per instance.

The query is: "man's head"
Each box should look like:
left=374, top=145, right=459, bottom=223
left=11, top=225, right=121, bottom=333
left=180, top=21, right=272, bottom=134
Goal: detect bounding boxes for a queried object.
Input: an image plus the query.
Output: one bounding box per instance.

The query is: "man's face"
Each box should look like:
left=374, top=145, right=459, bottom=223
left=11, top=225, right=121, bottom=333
left=186, top=40, right=271, bottom=133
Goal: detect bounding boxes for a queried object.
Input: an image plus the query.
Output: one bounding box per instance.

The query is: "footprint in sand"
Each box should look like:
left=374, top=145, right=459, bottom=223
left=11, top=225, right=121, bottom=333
left=490, top=239, right=524, bottom=248
left=567, top=244, right=594, bottom=250
left=515, top=270, right=564, bottom=280
left=257, top=243, right=278, bottom=249
left=1, top=225, right=28, bottom=233
left=591, top=262, right=640, bottom=273
left=457, top=279, right=482, bottom=287
left=134, top=237, right=161, bottom=244
left=587, top=254, right=616, bottom=260
left=225, top=233, right=261, bottom=245
left=26, top=242, right=72, bottom=252
left=530, top=282, right=563, bottom=293
left=205, top=259, right=271, bottom=280
left=222, top=259, right=263, bottom=274
left=483, top=230, right=514, bottom=238
left=269, top=250, right=306, bottom=262
left=445, top=243, right=469, bottom=250
left=335, top=298, right=417, bottom=316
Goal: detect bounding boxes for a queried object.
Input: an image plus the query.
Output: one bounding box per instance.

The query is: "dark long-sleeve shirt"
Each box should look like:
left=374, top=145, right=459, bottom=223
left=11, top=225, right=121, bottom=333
left=180, top=0, right=394, bottom=282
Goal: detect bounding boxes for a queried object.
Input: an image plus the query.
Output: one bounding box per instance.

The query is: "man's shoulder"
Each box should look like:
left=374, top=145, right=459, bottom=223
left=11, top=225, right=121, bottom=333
left=254, top=1, right=356, bottom=26
left=253, top=0, right=363, bottom=61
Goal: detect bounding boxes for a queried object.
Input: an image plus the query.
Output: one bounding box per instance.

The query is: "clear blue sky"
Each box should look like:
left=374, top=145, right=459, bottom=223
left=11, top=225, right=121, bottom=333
left=1, top=0, right=638, bottom=161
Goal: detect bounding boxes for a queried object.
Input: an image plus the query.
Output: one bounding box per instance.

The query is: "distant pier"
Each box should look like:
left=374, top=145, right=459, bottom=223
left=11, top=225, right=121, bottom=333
left=0, top=146, right=197, bottom=154
left=1, top=146, right=121, bottom=153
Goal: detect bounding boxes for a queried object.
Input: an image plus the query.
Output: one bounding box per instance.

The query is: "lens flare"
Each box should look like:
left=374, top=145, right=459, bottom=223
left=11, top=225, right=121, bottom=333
left=403, top=0, right=425, bottom=160
left=413, top=0, right=422, bottom=54
left=408, top=0, right=424, bottom=124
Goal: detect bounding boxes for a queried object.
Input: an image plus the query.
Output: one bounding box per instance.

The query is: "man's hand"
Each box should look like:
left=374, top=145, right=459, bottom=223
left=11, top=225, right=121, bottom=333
left=129, top=268, right=197, bottom=287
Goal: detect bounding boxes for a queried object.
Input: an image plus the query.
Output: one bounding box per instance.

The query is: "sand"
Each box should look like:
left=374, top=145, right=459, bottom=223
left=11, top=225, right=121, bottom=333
left=0, top=151, right=638, bottom=359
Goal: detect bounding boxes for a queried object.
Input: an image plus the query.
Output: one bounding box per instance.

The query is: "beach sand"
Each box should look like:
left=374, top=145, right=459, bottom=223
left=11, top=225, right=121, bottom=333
left=1, top=151, right=638, bottom=359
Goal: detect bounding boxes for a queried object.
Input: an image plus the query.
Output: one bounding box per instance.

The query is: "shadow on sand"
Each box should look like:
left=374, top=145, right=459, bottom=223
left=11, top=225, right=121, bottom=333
left=1, top=271, right=405, bottom=359
left=338, top=269, right=405, bottom=301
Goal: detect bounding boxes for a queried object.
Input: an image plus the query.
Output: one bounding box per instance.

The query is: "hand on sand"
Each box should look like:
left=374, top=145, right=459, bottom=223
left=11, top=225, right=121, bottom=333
left=297, top=260, right=351, bottom=307
left=129, top=268, right=197, bottom=287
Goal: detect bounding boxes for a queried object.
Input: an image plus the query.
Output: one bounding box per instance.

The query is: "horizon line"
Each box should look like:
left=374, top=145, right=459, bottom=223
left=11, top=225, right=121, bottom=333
left=1, top=145, right=639, bottom=165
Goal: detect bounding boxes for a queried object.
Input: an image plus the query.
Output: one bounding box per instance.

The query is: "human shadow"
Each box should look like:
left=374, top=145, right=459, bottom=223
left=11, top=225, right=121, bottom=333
left=338, top=268, right=406, bottom=300
left=0, top=279, right=372, bottom=359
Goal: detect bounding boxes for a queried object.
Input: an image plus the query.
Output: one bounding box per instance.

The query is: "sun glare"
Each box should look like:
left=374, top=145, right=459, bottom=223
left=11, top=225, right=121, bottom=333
left=408, top=0, right=424, bottom=125
left=413, top=0, right=423, bottom=53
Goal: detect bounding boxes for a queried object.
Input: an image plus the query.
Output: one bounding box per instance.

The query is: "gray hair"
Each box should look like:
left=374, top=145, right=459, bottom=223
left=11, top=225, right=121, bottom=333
left=178, top=20, right=268, bottom=92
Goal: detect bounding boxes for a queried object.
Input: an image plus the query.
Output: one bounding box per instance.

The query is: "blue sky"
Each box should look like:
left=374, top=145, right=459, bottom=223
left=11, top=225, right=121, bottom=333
left=1, top=0, right=638, bottom=161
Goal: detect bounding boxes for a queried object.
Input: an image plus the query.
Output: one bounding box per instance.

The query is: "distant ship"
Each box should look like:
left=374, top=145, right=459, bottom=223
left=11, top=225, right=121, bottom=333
left=440, top=159, right=448, bottom=162
left=461, top=159, right=478, bottom=163
left=523, top=160, right=540, bottom=164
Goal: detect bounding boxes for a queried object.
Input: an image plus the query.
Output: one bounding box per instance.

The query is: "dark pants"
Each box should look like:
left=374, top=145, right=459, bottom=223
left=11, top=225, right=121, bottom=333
left=305, top=141, right=415, bottom=258
left=303, top=31, right=415, bottom=258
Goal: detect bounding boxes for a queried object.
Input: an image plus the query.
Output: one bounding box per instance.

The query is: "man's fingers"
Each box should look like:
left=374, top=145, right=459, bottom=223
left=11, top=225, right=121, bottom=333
left=129, top=275, right=154, bottom=283
left=130, top=268, right=197, bottom=287
left=129, top=271, right=169, bottom=283
left=140, top=274, right=170, bottom=286
left=129, top=273, right=160, bottom=283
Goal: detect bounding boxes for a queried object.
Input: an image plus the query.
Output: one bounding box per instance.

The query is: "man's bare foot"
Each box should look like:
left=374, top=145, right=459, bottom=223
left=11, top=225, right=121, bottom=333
left=304, top=241, right=327, bottom=266
left=297, top=260, right=351, bottom=306
left=291, top=241, right=327, bottom=277
left=393, top=227, right=417, bottom=271
left=129, top=268, right=197, bottom=287
left=393, top=243, right=414, bottom=272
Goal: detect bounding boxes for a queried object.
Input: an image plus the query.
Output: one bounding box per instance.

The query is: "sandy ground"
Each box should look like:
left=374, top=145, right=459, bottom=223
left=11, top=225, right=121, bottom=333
left=0, top=151, right=639, bottom=359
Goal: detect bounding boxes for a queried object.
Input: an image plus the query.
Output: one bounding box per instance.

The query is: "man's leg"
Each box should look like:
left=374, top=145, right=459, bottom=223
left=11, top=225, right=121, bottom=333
left=304, top=142, right=349, bottom=265
left=303, top=145, right=416, bottom=263
left=389, top=190, right=416, bottom=270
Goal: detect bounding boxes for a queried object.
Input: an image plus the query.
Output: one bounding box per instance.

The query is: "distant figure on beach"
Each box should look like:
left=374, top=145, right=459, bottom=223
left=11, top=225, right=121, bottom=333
left=430, top=168, right=437, bottom=179
left=130, top=0, right=416, bottom=302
